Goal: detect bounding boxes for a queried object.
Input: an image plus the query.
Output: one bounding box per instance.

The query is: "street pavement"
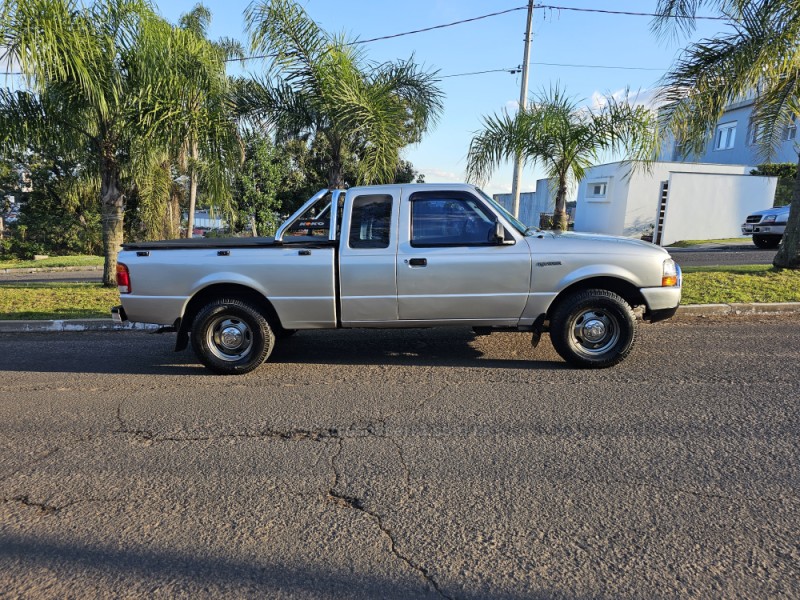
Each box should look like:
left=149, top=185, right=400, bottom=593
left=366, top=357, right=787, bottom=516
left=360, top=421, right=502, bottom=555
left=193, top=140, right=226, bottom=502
left=1, top=317, right=798, bottom=598
left=669, top=244, right=776, bottom=268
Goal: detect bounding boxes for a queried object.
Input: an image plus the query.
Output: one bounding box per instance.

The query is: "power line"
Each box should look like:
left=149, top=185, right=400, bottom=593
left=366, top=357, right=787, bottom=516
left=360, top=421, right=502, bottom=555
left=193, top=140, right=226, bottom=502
left=438, top=68, right=519, bottom=79
left=3, top=60, right=669, bottom=80
left=537, top=4, right=727, bottom=20
left=352, top=5, right=527, bottom=45
left=531, top=61, right=665, bottom=71
left=227, top=3, right=726, bottom=63
left=436, top=60, right=666, bottom=80
left=2, top=2, right=729, bottom=72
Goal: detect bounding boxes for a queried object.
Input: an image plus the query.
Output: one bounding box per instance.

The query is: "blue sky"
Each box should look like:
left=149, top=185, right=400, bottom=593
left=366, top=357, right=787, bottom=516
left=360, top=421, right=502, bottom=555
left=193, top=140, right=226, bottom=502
left=153, top=0, right=729, bottom=196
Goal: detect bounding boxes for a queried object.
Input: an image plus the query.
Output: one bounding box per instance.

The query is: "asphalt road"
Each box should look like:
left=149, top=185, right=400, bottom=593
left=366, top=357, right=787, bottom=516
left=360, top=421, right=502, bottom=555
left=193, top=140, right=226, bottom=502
left=0, top=269, right=103, bottom=284
left=669, top=244, right=776, bottom=268
left=1, top=317, right=798, bottom=598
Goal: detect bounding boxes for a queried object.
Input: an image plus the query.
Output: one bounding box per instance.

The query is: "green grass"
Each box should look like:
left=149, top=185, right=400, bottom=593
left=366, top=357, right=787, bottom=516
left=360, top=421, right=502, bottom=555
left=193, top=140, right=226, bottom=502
left=667, top=238, right=751, bottom=248
left=681, top=265, right=800, bottom=304
left=0, top=255, right=103, bottom=269
left=0, top=283, right=119, bottom=320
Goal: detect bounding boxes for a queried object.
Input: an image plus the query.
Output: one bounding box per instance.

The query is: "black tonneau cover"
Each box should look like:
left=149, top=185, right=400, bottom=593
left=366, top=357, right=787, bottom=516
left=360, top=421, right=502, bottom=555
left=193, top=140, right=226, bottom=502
left=122, top=236, right=335, bottom=251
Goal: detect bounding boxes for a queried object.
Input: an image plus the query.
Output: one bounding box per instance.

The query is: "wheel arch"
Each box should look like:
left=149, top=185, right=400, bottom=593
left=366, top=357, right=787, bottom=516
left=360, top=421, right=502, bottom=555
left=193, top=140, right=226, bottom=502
left=175, top=283, right=283, bottom=351
left=546, top=276, right=645, bottom=320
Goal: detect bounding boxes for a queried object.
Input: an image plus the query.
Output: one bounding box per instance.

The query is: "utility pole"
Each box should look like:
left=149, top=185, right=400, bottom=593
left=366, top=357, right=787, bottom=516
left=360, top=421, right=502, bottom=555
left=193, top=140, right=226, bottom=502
left=511, top=0, right=534, bottom=218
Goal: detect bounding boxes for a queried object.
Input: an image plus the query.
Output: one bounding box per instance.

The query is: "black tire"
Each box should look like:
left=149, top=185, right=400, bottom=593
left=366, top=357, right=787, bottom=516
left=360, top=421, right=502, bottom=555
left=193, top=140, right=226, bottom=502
left=549, top=289, right=637, bottom=368
left=753, top=234, right=781, bottom=249
left=190, top=298, right=275, bottom=375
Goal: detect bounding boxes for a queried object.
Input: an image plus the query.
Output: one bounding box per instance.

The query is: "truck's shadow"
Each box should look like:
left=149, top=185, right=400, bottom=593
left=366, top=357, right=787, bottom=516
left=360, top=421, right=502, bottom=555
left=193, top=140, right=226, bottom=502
left=268, top=327, right=563, bottom=371
left=1, top=327, right=565, bottom=375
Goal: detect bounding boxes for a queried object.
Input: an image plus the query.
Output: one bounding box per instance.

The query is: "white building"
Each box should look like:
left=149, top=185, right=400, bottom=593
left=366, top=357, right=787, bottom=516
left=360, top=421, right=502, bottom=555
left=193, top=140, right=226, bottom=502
left=574, top=161, right=777, bottom=246
left=493, top=178, right=555, bottom=226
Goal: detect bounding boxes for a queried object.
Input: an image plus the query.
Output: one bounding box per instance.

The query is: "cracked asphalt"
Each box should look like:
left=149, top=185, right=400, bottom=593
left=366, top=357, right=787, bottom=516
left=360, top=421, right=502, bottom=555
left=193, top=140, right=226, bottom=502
left=1, top=315, right=799, bottom=599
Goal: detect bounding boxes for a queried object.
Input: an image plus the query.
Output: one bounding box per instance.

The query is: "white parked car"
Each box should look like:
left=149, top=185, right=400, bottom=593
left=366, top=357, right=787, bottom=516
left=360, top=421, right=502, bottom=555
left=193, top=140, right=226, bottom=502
left=741, top=205, right=790, bottom=249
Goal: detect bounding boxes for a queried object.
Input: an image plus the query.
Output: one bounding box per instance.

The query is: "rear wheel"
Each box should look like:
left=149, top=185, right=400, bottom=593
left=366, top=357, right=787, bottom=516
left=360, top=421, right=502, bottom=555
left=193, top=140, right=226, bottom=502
left=753, top=234, right=781, bottom=249
left=549, top=289, right=636, bottom=368
left=190, top=298, right=275, bottom=375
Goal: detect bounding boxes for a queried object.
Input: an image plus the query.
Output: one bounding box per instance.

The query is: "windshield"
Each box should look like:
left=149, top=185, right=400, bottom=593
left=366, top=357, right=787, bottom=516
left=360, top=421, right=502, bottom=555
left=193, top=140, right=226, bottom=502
left=474, top=188, right=534, bottom=235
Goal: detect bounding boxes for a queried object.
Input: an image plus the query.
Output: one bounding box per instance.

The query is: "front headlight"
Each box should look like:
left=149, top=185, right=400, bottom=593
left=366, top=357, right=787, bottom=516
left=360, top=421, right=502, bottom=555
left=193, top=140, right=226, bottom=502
left=762, top=215, right=777, bottom=223
left=662, top=258, right=679, bottom=287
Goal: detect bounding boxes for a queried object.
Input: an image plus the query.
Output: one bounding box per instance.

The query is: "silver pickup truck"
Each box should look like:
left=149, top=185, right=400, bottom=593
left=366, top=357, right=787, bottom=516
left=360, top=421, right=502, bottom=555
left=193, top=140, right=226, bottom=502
left=112, top=183, right=681, bottom=374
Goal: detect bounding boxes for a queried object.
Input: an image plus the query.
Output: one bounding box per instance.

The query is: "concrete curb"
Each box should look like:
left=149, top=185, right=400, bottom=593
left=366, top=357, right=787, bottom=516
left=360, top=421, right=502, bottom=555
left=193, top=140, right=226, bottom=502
left=0, top=319, right=160, bottom=333
left=0, top=265, right=103, bottom=274
left=1, top=303, right=799, bottom=333
left=673, top=302, right=800, bottom=319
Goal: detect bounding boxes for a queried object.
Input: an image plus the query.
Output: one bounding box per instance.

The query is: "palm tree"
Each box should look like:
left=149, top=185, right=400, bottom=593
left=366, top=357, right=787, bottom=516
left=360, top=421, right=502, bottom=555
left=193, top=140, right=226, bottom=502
left=175, top=3, right=243, bottom=238
left=0, top=0, right=182, bottom=284
left=0, top=0, right=240, bottom=283
left=653, top=0, right=800, bottom=268
left=466, top=86, right=658, bottom=230
left=240, top=0, right=443, bottom=189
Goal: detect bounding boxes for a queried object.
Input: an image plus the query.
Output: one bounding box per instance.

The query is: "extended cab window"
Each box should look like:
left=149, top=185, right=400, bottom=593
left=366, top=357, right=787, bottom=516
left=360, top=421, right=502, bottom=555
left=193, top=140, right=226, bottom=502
left=411, top=193, right=496, bottom=247
left=349, top=194, right=393, bottom=249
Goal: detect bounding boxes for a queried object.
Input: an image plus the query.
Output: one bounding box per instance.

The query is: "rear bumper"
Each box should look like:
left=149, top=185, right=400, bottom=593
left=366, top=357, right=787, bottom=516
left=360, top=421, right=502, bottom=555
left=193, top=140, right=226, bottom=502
left=111, top=305, right=128, bottom=323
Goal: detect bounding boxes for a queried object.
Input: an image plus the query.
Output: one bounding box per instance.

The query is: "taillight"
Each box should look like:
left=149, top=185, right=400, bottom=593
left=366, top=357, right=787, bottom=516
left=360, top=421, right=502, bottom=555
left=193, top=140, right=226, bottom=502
left=116, top=262, right=131, bottom=294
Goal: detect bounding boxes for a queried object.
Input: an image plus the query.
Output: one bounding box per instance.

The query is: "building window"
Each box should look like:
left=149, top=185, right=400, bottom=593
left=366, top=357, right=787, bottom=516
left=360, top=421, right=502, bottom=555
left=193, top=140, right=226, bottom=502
left=748, top=120, right=763, bottom=145
left=714, top=121, right=737, bottom=150
left=785, top=116, right=797, bottom=141
left=587, top=181, right=607, bottom=198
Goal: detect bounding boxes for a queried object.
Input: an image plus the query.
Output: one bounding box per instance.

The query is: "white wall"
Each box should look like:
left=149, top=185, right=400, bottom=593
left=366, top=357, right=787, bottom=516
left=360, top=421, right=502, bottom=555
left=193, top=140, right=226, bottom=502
left=573, top=163, right=629, bottom=235
left=494, top=178, right=555, bottom=226
left=660, top=172, right=776, bottom=245
left=574, top=161, right=753, bottom=239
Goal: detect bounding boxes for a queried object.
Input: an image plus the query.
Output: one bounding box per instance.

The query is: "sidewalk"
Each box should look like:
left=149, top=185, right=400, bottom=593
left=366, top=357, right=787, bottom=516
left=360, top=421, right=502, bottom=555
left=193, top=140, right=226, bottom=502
left=1, top=302, right=799, bottom=333
left=0, top=265, right=103, bottom=274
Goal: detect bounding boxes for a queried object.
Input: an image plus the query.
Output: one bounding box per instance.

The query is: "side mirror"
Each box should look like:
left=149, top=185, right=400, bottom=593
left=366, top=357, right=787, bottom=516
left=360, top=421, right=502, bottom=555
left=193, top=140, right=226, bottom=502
left=493, top=220, right=514, bottom=245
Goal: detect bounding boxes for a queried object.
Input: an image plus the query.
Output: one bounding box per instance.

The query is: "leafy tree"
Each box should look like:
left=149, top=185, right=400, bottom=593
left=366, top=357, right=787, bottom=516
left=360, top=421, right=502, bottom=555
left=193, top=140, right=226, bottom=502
left=240, top=0, right=443, bottom=189
left=0, top=0, right=238, bottom=283
left=232, top=132, right=289, bottom=236
left=466, top=86, right=658, bottom=230
left=174, top=3, right=243, bottom=238
left=653, top=0, right=800, bottom=268
left=1, top=148, right=101, bottom=257
left=394, top=159, right=424, bottom=184
left=751, top=163, right=797, bottom=207
left=1, top=0, right=155, bottom=283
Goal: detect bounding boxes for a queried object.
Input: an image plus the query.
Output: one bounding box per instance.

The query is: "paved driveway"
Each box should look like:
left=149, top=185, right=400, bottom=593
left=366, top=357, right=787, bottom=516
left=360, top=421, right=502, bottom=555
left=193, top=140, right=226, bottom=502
left=1, top=318, right=798, bottom=598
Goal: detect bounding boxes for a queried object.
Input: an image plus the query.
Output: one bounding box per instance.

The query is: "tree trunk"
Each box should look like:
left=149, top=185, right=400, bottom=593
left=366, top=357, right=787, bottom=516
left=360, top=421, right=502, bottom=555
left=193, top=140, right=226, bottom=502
left=250, top=214, right=258, bottom=237
left=327, top=139, right=344, bottom=189
left=168, top=190, right=181, bottom=239
left=100, top=160, right=125, bottom=287
left=772, top=153, right=800, bottom=269
left=185, top=138, right=198, bottom=238
left=553, top=177, right=568, bottom=231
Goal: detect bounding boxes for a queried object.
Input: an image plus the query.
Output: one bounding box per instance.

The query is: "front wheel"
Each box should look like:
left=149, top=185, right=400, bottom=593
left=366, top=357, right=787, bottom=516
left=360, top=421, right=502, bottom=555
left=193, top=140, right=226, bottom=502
left=549, top=289, right=637, bottom=368
left=190, top=298, right=275, bottom=375
left=753, top=234, right=781, bottom=249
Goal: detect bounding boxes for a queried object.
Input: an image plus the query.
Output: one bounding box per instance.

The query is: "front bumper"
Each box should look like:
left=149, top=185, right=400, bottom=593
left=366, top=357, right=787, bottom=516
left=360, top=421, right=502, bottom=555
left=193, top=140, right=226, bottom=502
left=741, top=224, right=786, bottom=236
left=640, top=262, right=681, bottom=322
